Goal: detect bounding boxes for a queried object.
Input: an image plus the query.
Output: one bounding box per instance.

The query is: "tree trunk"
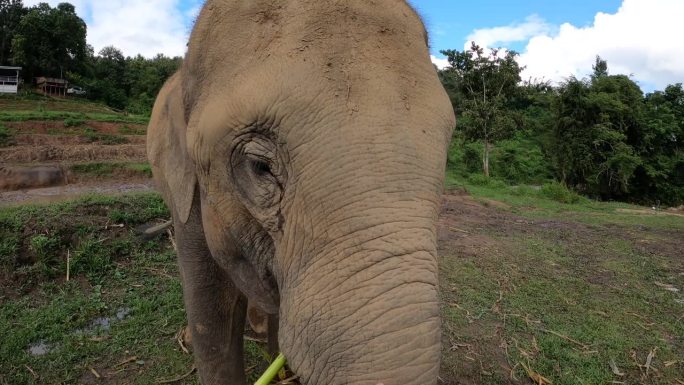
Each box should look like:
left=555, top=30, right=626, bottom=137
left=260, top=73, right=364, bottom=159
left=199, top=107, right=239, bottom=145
left=483, top=139, right=490, bottom=178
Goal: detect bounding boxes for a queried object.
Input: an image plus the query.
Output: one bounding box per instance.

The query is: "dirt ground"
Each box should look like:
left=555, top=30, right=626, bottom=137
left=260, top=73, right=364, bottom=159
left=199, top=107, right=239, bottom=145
left=1, top=120, right=151, bottom=202
left=436, top=190, right=683, bottom=384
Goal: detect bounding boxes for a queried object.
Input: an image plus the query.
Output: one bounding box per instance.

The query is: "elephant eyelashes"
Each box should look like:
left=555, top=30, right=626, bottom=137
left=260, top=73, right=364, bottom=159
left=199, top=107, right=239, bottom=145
left=251, top=159, right=272, bottom=177
left=229, top=135, right=286, bottom=232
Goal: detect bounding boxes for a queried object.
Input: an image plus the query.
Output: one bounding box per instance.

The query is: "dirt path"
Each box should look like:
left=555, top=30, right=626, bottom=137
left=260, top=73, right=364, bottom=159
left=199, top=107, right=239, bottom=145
left=0, top=179, right=155, bottom=207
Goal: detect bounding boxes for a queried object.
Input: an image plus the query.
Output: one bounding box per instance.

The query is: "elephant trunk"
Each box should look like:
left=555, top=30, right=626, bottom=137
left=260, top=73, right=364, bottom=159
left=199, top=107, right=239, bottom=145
left=278, top=202, right=442, bottom=384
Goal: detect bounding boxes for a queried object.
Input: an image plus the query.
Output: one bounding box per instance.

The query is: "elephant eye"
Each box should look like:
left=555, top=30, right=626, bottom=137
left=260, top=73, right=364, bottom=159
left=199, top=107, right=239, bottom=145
left=229, top=134, right=286, bottom=225
left=251, top=158, right=272, bottom=177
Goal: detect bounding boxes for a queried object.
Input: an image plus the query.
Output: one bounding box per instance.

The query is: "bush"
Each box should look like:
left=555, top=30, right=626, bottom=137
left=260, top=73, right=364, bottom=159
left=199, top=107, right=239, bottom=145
left=29, top=234, right=61, bottom=276
left=63, top=117, right=86, bottom=127
left=82, top=129, right=128, bottom=145
left=509, top=185, right=538, bottom=197
left=491, top=136, right=552, bottom=184
left=540, top=181, right=585, bottom=204
left=466, top=174, right=507, bottom=189
left=0, top=125, right=14, bottom=147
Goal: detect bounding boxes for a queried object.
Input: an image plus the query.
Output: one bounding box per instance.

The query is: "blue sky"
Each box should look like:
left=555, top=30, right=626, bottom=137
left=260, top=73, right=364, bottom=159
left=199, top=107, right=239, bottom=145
left=410, top=0, right=623, bottom=56
left=25, top=0, right=684, bottom=91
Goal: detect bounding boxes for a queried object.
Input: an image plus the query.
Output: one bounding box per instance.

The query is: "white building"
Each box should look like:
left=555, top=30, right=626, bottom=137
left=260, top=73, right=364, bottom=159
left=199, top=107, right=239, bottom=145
left=0, top=66, right=21, bottom=94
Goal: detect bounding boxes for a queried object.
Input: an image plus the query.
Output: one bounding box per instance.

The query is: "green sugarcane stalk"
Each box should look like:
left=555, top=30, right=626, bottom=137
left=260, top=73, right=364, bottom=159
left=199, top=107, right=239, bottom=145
left=254, top=353, right=287, bottom=385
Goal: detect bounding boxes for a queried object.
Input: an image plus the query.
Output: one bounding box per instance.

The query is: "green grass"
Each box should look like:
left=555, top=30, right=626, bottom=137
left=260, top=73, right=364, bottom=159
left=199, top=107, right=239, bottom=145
left=118, top=125, right=147, bottom=135
left=446, top=173, right=684, bottom=229
left=0, top=194, right=272, bottom=385
left=70, top=162, right=152, bottom=178
left=81, top=128, right=130, bottom=145
left=0, top=125, right=14, bottom=147
left=0, top=93, right=119, bottom=114
left=440, top=174, right=684, bottom=384
left=0, top=110, right=148, bottom=125
left=2, top=185, right=682, bottom=384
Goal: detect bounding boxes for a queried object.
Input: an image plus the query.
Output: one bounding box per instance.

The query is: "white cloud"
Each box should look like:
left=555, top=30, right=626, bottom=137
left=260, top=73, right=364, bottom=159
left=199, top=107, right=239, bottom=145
left=519, top=0, right=684, bottom=89
left=431, top=55, right=450, bottom=70
left=466, top=0, right=684, bottom=90
left=465, top=14, right=552, bottom=50
left=23, top=0, right=191, bottom=58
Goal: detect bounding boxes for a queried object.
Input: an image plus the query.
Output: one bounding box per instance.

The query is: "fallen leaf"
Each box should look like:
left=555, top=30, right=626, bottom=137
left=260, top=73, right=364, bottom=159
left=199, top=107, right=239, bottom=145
left=654, top=281, right=680, bottom=293
left=520, top=362, right=552, bottom=385
left=609, top=359, right=625, bottom=376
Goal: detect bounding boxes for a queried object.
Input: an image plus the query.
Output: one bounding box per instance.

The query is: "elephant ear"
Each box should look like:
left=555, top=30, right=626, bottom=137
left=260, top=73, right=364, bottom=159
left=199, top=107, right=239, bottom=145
left=147, top=73, right=197, bottom=224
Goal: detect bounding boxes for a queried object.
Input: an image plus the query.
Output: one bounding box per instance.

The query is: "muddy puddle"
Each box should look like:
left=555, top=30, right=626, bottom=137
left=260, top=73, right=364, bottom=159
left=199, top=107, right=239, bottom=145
left=28, top=308, right=131, bottom=356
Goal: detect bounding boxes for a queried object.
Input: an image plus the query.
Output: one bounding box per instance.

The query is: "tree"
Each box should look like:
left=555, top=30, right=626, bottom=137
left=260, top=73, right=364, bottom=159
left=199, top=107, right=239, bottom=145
left=592, top=55, right=608, bottom=79
left=0, top=0, right=25, bottom=65
left=633, top=84, right=684, bottom=205
left=553, top=68, right=644, bottom=199
left=440, top=42, right=523, bottom=177
left=124, top=53, right=181, bottom=114
left=11, top=2, right=87, bottom=80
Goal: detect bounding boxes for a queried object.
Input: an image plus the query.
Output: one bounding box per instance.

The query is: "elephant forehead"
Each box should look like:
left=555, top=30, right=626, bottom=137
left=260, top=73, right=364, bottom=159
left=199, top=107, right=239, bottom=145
left=182, top=0, right=437, bottom=112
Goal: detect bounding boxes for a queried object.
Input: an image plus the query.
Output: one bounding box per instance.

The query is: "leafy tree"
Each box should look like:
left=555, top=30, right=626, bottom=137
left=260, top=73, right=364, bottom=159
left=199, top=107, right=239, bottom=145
left=0, top=0, right=25, bottom=65
left=632, top=84, right=684, bottom=205
left=553, top=67, right=643, bottom=199
left=11, top=2, right=87, bottom=80
left=124, top=54, right=182, bottom=114
left=440, top=42, right=523, bottom=177
left=592, top=55, right=608, bottom=79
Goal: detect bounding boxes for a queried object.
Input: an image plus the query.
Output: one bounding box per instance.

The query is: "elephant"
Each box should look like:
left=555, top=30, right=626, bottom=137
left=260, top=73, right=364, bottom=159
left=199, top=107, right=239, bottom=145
left=146, top=1, right=455, bottom=384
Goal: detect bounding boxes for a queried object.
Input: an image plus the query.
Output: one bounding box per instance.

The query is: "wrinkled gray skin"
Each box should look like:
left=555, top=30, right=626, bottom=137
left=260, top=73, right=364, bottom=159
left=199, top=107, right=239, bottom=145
left=147, top=1, right=455, bottom=384
left=0, top=165, right=69, bottom=191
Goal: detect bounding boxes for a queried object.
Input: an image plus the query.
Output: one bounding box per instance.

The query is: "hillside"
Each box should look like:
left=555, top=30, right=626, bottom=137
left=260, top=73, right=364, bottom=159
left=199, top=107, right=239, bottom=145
left=0, top=95, right=154, bottom=205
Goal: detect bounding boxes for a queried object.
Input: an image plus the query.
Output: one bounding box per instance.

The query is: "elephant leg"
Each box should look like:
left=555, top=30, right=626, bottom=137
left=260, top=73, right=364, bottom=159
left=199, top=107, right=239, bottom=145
left=174, top=199, right=248, bottom=385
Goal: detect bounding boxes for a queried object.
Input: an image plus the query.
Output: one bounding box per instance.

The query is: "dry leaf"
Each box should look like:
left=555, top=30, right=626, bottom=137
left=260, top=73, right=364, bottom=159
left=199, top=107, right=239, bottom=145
left=609, top=359, right=625, bottom=376
left=520, top=362, right=552, bottom=385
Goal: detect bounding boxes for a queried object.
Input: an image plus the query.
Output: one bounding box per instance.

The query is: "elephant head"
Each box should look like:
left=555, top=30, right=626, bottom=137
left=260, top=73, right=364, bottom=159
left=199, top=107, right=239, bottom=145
left=147, top=1, right=455, bottom=384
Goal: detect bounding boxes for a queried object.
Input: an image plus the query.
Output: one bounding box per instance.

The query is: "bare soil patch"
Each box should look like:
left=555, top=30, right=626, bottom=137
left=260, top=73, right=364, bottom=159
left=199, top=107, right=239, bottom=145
left=12, top=134, right=146, bottom=147
left=0, top=144, right=147, bottom=163
left=0, top=180, right=154, bottom=207
left=5, top=120, right=147, bottom=135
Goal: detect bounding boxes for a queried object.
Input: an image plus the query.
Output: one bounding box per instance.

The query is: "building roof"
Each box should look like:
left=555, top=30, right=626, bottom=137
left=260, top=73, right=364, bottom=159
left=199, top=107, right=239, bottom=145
left=36, top=77, right=68, bottom=85
left=0, top=66, right=22, bottom=70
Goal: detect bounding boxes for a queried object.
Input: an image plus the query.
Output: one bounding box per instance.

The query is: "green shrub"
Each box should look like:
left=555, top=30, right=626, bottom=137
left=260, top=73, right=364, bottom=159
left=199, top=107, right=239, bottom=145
left=63, top=117, right=86, bottom=127
left=466, top=174, right=490, bottom=186
left=491, top=136, right=552, bottom=184
left=71, top=163, right=115, bottom=176
left=0, top=125, right=14, bottom=147
left=71, top=239, right=110, bottom=276
left=82, top=130, right=128, bottom=145
left=463, top=142, right=484, bottom=174
left=539, top=181, right=585, bottom=204
left=29, top=234, right=61, bottom=276
left=126, top=163, right=152, bottom=177
left=466, top=174, right=508, bottom=189
left=509, top=185, right=538, bottom=197
left=118, top=125, right=146, bottom=135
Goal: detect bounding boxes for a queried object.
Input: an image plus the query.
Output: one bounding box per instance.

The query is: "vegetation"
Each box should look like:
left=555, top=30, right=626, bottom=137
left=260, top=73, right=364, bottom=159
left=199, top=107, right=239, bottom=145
left=1, top=1, right=181, bottom=115
left=70, top=162, right=152, bottom=178
left=0, top=194, right=284, bottom=384
left=440, top=180, right=683, bottom=385
left=2, top=1, right=681, bottom=205
left=441, top=48, right=683, bottom=206
left=1, top=188, right=681, bottom=384
left=440, top=43, right=522, bottom=177
left=0, top=124, right=14, bottom=146
left=0, top=109, right=148, bottom=124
